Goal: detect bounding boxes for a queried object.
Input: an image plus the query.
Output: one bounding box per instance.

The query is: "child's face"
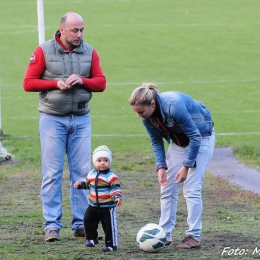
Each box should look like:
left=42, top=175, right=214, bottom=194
left=94, top=157, right=110, bottom=171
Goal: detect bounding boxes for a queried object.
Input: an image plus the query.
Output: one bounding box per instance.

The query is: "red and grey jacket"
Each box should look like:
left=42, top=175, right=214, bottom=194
left=23, top=30, right=106, bottom=116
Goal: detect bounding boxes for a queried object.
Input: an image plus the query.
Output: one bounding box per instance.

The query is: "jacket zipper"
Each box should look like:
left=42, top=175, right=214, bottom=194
left=156, top=117, right=181, bottom=146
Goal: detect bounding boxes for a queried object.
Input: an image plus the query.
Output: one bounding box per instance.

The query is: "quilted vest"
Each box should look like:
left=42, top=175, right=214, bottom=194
left=38, top=31, right=93, bottom=116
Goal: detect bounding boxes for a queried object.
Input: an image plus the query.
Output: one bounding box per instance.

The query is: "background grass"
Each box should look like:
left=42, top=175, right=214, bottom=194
left=1, top=0, right=260, bottom=167
left=0, top=0, right=260, bottom=259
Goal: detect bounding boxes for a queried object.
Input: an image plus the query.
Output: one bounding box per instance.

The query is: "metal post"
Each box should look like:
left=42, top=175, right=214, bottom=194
left=0, top=74, right=2, bottom=136
left=37, top=0, right=45, bottom=44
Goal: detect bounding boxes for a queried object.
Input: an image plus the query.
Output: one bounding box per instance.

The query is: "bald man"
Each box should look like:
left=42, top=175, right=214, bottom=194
left=23, top=12, right=106, bottom=242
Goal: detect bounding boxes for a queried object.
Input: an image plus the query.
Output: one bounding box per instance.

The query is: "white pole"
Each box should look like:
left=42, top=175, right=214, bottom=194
left=0, top=75, right=2, bottom=135
left=37, top=0, right=45, bottom=44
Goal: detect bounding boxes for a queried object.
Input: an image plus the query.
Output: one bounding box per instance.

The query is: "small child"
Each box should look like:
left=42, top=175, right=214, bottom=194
left=74, top=145, right=122, bottom=252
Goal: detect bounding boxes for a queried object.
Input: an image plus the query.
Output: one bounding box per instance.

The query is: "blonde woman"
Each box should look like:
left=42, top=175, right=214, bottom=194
left=129, top=83, right=215, bottom=249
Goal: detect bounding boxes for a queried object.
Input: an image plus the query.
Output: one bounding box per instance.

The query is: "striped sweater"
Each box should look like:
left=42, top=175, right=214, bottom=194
left=79, top=168, right=122, bottom=208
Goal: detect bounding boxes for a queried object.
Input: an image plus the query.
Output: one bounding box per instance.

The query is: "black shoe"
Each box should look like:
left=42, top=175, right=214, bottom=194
left=102, top=246, right=118, bottom=252
left=73, top=226, right=85, bottom=238
left=85, top=239, right=99, bottom=247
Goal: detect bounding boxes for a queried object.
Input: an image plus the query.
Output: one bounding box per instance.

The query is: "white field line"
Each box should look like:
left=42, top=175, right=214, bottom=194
left=1, top=22, right=260, bottom=28
left=106, top=79, right=260, bottom=86
left=0, top=1, right=82, bottom=5
left=0, top=22, right=260, bottom=34
left=3, top=78, right=260, bottom=89
left=216, top=132, right=260, bottom=136
left=15, top=132, right=260, bottom=139
left=92, top=132, right=260, bottom=137
left=2, top=107, right=260, bottom=121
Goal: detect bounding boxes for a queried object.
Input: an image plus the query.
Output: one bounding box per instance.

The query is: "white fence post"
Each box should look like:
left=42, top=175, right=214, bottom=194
left=37, top=0, right=45, bottom=44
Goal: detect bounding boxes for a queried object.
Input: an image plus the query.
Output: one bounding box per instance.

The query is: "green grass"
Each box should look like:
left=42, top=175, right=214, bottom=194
left=1, top=0, right=260, bottom=168
left=0, top=0, right=260, bottom=259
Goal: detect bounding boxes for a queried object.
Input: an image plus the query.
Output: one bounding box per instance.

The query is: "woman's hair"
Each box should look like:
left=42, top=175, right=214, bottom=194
left=129, top=83, right=159, bottom=106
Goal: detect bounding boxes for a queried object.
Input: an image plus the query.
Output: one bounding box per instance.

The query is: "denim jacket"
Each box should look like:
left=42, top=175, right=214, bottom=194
left=142, top=92, right=213, bottom=169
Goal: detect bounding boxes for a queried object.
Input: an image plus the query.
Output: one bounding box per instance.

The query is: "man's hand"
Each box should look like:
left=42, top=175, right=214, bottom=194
left=174, top=166, right=189, bottom=184
left=57, top=80, right=71, bottom=90
left=66, top=74, right=83, bottom=87
left=57, top=74, right=83, bottom=90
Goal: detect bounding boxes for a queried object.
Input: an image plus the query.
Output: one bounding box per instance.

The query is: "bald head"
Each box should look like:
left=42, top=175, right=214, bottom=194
left=59, top=12, right=85, bottom=49
left=60, top=12, right=84, bottom=27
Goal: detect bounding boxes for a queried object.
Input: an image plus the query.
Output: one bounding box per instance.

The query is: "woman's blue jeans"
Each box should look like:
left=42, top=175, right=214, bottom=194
left=39, top=113, right=91, bottom=231
left=159, top=130, right=215, bottom=242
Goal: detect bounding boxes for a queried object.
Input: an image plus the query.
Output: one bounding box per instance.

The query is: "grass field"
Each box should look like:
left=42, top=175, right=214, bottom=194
left=0, top=0, right=260, bottom=259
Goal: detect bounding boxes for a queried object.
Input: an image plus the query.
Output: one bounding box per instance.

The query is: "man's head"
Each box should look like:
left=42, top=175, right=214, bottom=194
left=59, top=12, right=84, bottom=50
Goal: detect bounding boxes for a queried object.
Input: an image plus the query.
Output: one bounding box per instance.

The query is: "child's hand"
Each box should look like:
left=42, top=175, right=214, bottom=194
left=115, top=198, right=122, bottom=207
left=74, top=181, right=82, bottom=189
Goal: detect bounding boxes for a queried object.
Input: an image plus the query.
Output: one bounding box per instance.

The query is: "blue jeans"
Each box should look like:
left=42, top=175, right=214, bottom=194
left=39, top=113, right=91, bottom=231
left=159, top=130, right=215, bottom=242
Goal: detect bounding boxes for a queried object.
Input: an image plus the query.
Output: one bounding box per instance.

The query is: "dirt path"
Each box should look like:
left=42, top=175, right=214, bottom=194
left=208, top=146, right=260, bottom=195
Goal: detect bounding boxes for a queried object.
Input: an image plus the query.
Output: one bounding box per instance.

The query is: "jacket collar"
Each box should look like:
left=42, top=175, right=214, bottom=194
left=53, top=30, right=86, bottom=53
left=93, top=168, right=110, bottom=174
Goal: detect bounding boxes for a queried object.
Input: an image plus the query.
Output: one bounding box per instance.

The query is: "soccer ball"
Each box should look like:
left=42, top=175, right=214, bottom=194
left=136, top=223, right=166, bottom=253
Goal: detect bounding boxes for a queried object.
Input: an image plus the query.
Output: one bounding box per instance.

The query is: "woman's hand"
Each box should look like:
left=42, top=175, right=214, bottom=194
left=174, top=166, right=189, bottom=184
left=158, top=168, right=169, bottom=186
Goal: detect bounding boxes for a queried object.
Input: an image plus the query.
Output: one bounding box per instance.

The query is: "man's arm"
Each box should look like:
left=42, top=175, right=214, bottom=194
left=23, top=46, right=58, bottom=92
left=23, top=47, right=106, bottom=93
left=81, top=49, right=106, bottom=92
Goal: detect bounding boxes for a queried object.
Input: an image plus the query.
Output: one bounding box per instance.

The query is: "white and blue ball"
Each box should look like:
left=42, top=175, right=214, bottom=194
left=136, top=223, right=166, bottom=253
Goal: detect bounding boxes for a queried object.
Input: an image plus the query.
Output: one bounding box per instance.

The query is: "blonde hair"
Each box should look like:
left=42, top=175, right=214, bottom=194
left=129, top=83, right=159, bottom=106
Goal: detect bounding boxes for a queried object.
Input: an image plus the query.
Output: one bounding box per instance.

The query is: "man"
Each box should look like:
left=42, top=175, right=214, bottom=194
left=23, top=12, right=106, bottom=242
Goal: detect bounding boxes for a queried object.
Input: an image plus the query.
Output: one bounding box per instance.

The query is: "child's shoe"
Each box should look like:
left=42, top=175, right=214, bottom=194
left=102, top=246, right=118, bottom=252
left=85, top=239, right=99, bottom=247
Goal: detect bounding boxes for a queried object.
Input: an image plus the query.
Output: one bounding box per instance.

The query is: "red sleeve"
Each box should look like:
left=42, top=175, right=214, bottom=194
left=23, top=46, right=58, bottom=92
left=23, top=47, right=106, bottom=93
left=81, top=49, right=106, bottom=92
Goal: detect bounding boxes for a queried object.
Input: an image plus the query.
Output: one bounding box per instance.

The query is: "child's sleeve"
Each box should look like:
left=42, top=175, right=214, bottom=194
left=109, top=173, right=122, bottom=201
left=77, top=172, right=91, bottom=189
left=77, top=181, right=87, bottom=189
